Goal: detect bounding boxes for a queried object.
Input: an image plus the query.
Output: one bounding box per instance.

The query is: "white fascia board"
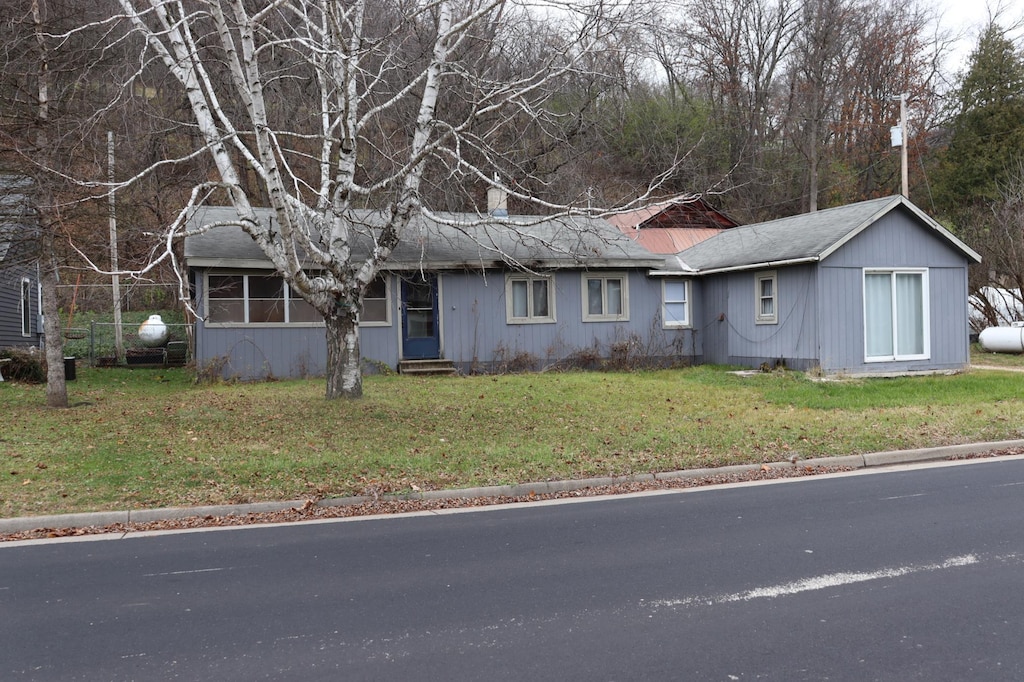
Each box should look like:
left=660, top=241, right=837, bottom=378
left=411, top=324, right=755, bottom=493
left=694, top=256, right=820, bottom=276
left=187, top=258, right=278, bottom=269
left=647, top=255, right=698, bottom=276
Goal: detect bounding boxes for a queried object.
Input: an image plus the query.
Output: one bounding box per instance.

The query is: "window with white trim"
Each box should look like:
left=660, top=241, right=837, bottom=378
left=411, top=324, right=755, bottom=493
left=864, top=269, right=929, bottom=361
left=506, top=274, right=555, bottom=324
left=582, top=273, right=628, bottom=321
left=662, top=279, right=690, bottom=328
left=206, top=272, right=390, bottom=326
left=359, top=275, right=390, bottom=326
left=20, top=278, right=31, bottom=336
left=755, top=271, right=777, bottom=324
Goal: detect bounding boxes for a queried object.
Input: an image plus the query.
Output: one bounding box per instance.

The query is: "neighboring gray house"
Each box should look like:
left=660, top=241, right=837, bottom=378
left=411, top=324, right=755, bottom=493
left=184, top=207, right=688, bottom=378
left=184, top=195, right=980, bottom=379
left=668, top=195, right=981, bottom=374
left=0, top=175, right=40, bottom=349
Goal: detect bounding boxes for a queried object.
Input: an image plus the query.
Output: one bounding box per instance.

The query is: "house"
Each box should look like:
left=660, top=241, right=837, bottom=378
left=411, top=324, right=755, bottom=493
left=606, top=197, right=740, bottom=254
left=664, top=195, right=981, bottom=374
left=184, top=207, right=692, bottom=378
left=184, top=195, right=980, bottom=379
left=0, top=174, right=40, bottom=349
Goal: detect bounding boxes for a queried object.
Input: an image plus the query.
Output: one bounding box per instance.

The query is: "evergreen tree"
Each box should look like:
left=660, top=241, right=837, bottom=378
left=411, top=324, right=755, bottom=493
left=935, top=22, right=1024, bottom=222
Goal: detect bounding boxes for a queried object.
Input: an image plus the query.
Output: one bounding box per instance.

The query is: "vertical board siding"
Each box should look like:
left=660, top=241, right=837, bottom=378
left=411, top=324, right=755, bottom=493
left=702, top=266, right=819, bottom=369
left=193, top=268, right=699, bottom=379
left=818, top=264, right=970, bottom=373
left=817, top=211, right=971, bottom=373
left=441, top=270, right=697, bottom=371
left=196, top=325, right=327, bottom=379
left=816, top=265, right=862, bottom=371
left=698, top=277, right=729, bottom=364
left=190, top=206, right=974, bottom=380
left=825, top=211, right=966, bottom=268
left=0, top=265, right=36, bottom=348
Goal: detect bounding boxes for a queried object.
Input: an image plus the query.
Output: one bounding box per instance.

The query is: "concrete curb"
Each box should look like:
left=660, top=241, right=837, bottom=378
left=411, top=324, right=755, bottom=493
left=3, top=439, right=1024, bottom=534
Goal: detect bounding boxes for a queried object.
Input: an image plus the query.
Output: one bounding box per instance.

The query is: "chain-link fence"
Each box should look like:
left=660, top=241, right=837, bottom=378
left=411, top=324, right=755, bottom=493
left=63, top=320, right=192, bottom=368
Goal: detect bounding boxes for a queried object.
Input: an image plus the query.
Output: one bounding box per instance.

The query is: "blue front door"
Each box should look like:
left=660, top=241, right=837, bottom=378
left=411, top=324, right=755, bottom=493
left=401, top=274, right=440, bottom=359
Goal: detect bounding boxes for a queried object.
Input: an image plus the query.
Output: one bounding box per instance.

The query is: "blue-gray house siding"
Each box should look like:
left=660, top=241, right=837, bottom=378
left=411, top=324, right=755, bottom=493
left=0, top=263, right=38, bottom=348
left=190, top=267, right=701, bottom=378
left=815, top=212, right=972, bottom=374
left=0, top=174, right=39, bottom=349
left=683, top=201, right=977, bottom=373
left=186, top=196, right=979, bottom=379
left=698, top=265, right=820, bottom=370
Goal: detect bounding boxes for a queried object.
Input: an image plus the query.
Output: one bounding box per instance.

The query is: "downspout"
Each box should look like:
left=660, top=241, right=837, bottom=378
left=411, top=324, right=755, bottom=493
left=35, top=262, right=42, bottom=347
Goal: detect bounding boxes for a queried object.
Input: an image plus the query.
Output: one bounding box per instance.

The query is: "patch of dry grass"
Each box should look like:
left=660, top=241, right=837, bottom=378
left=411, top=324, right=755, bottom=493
left=971, top=343, right=1024, bottom=368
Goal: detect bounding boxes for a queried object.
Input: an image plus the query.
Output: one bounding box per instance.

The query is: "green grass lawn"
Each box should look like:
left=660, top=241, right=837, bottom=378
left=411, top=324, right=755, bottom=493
left=971, top=342, right=1024, bottom=368
left=2, top=362, right=1023, bottom=518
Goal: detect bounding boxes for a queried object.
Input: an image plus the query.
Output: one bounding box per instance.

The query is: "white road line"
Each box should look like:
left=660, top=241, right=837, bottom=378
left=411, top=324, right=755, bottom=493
left=142, top=567, right=228, bottom=577
left=881, top=493, right=926, bottom=500
left=647, top=554, right=979, bottom=609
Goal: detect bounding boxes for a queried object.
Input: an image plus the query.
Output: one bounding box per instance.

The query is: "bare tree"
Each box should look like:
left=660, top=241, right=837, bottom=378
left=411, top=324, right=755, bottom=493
left=961, top=159, right=1024, bottom=329
left=2, top=0, right=173, bottom=406
left=783, top=0, right=861, bottom=212
left=680, top=0, right=800, bottom=216
left=97, top=0, right=653, bottom=399
left=829, top=0, right=941, bottom=202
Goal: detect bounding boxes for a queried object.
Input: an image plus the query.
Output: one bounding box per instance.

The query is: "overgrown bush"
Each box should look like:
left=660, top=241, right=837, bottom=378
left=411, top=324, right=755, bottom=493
left=492, top=343, right=539, bottom=374
left=194, top=355, right=230, bottom=385
left=0, top=347, right=46, bottom=383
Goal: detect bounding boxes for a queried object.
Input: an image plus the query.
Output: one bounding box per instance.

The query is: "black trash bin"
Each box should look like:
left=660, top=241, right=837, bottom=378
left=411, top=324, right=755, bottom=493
left=64, top=357, right=76, bottom=381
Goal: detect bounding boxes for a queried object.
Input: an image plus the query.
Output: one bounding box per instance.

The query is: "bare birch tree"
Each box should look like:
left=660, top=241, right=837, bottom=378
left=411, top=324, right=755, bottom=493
left=1, top=0, right=124, bottom=406
left=102, top=0, right=647, bottom=399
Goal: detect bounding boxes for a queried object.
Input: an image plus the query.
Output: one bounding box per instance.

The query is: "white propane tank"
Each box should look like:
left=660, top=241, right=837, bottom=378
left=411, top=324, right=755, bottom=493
left=979, top=323, right=1024, bottom=354
left=138, top=314, right=170, bottom=347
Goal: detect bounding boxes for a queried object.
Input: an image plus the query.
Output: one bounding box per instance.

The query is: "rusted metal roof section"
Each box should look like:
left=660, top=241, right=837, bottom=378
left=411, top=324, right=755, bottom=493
left=607, top=198, right=739, bottom=231
left=607, top=197, right=740, bottom=254
left=624, top=227, right=726, bottom=254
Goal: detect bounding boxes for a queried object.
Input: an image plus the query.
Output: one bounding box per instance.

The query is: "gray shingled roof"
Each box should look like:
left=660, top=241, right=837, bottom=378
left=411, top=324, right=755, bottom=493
left=184, top=206, right=666, bottom=270
left=672, top=195, right=980, bottom=274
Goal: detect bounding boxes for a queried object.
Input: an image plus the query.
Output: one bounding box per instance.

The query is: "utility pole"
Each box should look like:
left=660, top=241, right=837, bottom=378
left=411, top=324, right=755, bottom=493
left=108, top=131, right=124, bottom=363
left=890, top=93, right=909, bottom=197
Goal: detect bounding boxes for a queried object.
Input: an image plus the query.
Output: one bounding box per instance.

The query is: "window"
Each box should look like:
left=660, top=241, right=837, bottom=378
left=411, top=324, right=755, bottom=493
left=205, top=273, right=311, bottom=325
left=755, top=271, right=777, bottom=324
left=864, top=269, right=929, bottom=361
left=246, top=274, right=285, bottom=323
left=206, top=272, right=390, bottom=326
left=506, top=274, right=555, bottom=324
left=360, top=275, right=390, bottom=326
left=582, top=273, right=628, bottom=321
left=20, top=278, right=31, bottom=336
left=662, top=279, right=690, bottom=328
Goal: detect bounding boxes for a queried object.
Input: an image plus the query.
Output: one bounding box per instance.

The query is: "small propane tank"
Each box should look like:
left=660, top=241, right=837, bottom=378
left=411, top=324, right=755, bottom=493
left=979, top=323, right=1024, bottom=354
left=138, top=314, right=170, bottom=347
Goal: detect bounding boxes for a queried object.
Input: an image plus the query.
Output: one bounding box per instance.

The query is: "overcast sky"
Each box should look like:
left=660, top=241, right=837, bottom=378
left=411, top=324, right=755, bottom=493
left=936, top=0, right=1024, bottom=75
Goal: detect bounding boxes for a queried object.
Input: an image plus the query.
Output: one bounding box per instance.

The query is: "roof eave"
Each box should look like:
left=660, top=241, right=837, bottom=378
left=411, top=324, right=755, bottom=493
left=188, top=256, right=665, bottom=271
left=647, top=255, right=699, bottom=276
left=693, top=256, right=821, bottom=276
left=816, top=196, right=983, bottom=264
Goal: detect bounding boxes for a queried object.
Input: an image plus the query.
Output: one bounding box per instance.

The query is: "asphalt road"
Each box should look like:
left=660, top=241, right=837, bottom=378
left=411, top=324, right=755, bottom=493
left=3, top=456, right=1024, bottom=681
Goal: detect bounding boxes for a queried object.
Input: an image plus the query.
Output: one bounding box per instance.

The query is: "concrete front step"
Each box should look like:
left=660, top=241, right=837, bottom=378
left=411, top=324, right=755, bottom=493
left=398, top=359, right=457, bottom=376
